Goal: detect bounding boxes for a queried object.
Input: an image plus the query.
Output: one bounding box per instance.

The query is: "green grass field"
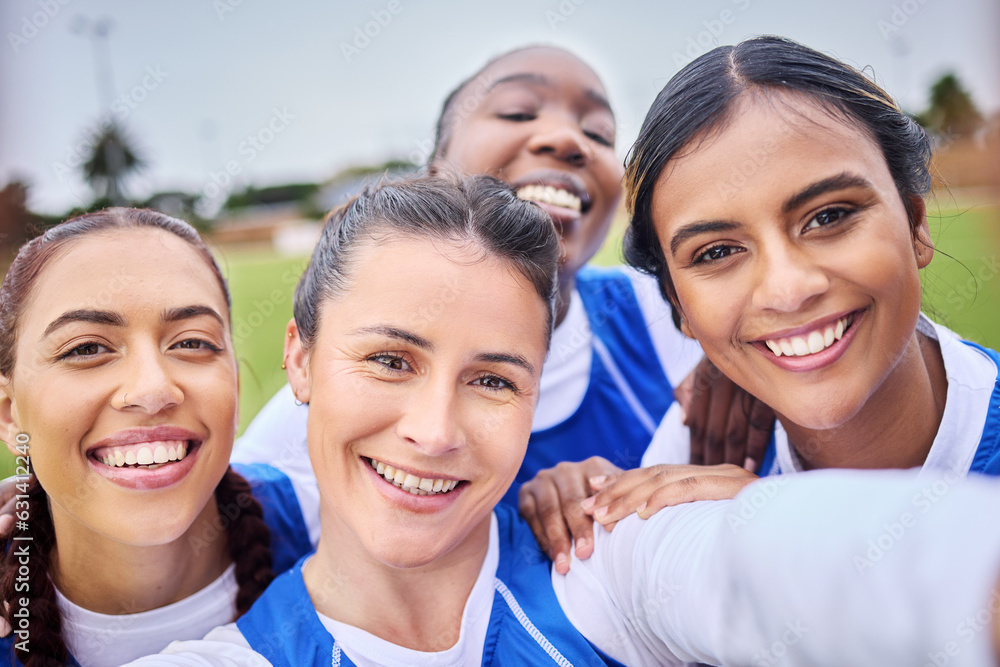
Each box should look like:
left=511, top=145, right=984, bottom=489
left=1, top=200, right=998, bottom=478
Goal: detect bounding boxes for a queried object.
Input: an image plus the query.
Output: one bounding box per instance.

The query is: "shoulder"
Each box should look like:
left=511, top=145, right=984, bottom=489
left=123, top=624, right=270, bottom=666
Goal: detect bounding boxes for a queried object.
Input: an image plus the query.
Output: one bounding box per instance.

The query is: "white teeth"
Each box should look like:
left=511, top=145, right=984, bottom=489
left=95, top=440, right=190, bottom=468
left=370, top=458, right=459, bottom=496
left=515, top=184, right=583, bottom=212
left=807, top=331, right=825, bottom=354
left=764, top=314, right=854, bottom=359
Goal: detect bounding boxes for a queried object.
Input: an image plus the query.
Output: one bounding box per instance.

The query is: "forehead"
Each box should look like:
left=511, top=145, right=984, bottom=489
left=653, top=92, right=889, bottom=211
left=22, top=229, right=228, bottom=329
left=320, top=236, right=549, bottom=353
left=460, top=47, right=610, bottom=108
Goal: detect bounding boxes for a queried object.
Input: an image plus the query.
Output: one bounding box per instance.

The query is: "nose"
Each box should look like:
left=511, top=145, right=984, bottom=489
left=751, top=241, right=830, bottom=313
left=526, top=116, right=590, bottom=168
left=118, top=343, right=184, bottom=415
left=394, top=375, right=464, bottom=457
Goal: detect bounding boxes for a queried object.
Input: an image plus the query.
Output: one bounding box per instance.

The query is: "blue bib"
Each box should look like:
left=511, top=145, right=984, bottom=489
left=238, top=505, right=623, bottom=666
left=502, top=267, right=676, bottom=506
left=0, top=463, right=310, bottom=666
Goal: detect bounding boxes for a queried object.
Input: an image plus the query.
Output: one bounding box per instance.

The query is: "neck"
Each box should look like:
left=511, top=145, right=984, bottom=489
left=50, top=498, right=230, bottom=615
left=783, top=329, right=948, bottom=470
left=304, top=505, right=492, bottom=652
left=555, top=274, right=575, bottom=327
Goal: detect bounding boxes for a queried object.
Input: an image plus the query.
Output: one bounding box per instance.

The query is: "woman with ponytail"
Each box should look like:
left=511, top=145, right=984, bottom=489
left=0, top=208, right=314, bottom=666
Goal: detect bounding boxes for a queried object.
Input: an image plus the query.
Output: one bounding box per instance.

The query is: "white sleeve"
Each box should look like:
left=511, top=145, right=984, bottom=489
left=640, top=402, right=691, bottom=466
left=556, top=469, right=1000, bottom=666
left=625, top=268, right=703, bottom=389
left=123, top=624, right=272, bottom=666
left=232, top=384, right=321, bottom=547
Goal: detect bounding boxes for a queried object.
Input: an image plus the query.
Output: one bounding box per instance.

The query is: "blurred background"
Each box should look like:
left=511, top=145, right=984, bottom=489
left=1, top=0, right=998, bottom=470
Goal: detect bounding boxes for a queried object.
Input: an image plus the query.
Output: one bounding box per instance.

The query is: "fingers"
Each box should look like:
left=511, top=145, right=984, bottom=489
left=673, top=368, right=695, bottom=419
left=636, top=473, right=758, bottom=519
left=745, top=396, right=777, bottom=473
left=685, top=358, right=715, bottom=465
left=588, top=464, right=758, bottom=526
left=701, top=374, right=736, bottom=465
left=518, top=476, right=573, bottom=572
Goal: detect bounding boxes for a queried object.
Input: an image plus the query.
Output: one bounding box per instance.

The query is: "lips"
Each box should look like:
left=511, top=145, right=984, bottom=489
left=510, top=170, right=592, bottom=216
left=367, top=457, right=462, bottom=496
left=86, top=426, right=205, bottom=489
left=763, top=313, right=855, bottom=358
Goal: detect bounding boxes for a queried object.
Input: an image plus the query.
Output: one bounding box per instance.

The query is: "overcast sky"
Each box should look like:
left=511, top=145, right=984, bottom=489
left=2, top=0, right=998, bottom=215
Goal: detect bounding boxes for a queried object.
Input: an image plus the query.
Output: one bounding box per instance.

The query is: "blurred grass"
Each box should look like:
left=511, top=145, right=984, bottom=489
left=2, top=199, right=998, bottom=477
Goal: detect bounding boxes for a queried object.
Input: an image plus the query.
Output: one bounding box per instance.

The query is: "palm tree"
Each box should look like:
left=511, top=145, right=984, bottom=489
left=80, top=120, right=146, bottom=205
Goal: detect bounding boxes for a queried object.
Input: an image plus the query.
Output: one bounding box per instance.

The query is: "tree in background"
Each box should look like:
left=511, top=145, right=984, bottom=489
left=80, top=121, right=146, bottom=206
left=916, top=72, right=984, bottom=138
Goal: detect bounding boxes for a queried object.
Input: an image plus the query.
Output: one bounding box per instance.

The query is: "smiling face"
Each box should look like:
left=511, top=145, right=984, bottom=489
left=653, top=94, right=932, bottom=431
left=0, top=228, right=237, bottom=546
left=435, top=47, right=624, bottom=282
left=285, top=236, right=549, bottom=570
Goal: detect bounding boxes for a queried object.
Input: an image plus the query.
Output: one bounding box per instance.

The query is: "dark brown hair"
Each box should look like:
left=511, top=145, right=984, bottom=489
left=0, top=208, right=274, bottom=666
left=624, top=36, right=932, bottom=328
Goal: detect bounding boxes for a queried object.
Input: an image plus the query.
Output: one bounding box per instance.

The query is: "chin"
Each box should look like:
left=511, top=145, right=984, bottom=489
left=778, top=396, right=863, bottom=432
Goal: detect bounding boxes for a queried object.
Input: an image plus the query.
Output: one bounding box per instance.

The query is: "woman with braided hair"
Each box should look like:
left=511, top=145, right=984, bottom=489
left=0, top=208, right=314, bottom=666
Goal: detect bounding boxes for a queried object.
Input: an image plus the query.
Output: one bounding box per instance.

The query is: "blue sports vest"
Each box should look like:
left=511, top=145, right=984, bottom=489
left=501, top=267, right=676, bottom=507
left=758, top=341, right=1000, bottom=477
left=237, top=504, right=624, bottom=666
left=0, top=463, right=310, bottom=667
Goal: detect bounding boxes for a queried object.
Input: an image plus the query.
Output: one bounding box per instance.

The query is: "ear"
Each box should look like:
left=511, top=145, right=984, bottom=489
left=909, top=196, right=933, bottom=269
left=284, top=319, right=311, bottom=404
left=0, top=375, right=22, bottom=457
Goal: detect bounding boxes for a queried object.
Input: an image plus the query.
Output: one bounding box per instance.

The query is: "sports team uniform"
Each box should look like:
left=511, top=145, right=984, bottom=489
left=235, top=266, right=703, bottom=507
left=643, top=315, right=1000, bottom=478
left=1, top=463, right=316, bottom=667
left=130, top=470, right=1000, bottom=666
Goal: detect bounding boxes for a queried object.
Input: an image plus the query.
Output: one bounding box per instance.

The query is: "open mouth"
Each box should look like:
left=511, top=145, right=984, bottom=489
left=762, top=312, right=858, bottom=358
left=516, top=184, right=585, bottom=213
left=90, top=440, right=199, bottom=470
left=367, top=457, right=462, bottom=496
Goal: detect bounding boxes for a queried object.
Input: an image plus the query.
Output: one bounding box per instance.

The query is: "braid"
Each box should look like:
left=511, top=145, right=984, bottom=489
left=1, top=479, right=66, bottom=666
left=215, top=467, right=274, bottom=617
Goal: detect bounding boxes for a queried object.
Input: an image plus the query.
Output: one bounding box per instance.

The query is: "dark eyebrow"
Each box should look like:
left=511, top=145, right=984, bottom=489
left=488, top=73, right=612, bottom=113
left=476, top=352, right=535, bottom=376
left=669, top=220, right=740, bottom=257
left=43, top=309, right=126, bottom=338
left=782, top=173, right=874, bottom=215
left=163, top=305, right=225, bottom=326
left=352, top=326, right=433, bottom=350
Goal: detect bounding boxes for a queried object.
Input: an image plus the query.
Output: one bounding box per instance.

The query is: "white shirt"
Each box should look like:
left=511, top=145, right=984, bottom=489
left=553, top=468, right=1000, bottom=666
left=126, top=515, right=502, bottom=666
left=58, top=564, right=237, bottom=667
left=642, top=315, right=1000, bottom=474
